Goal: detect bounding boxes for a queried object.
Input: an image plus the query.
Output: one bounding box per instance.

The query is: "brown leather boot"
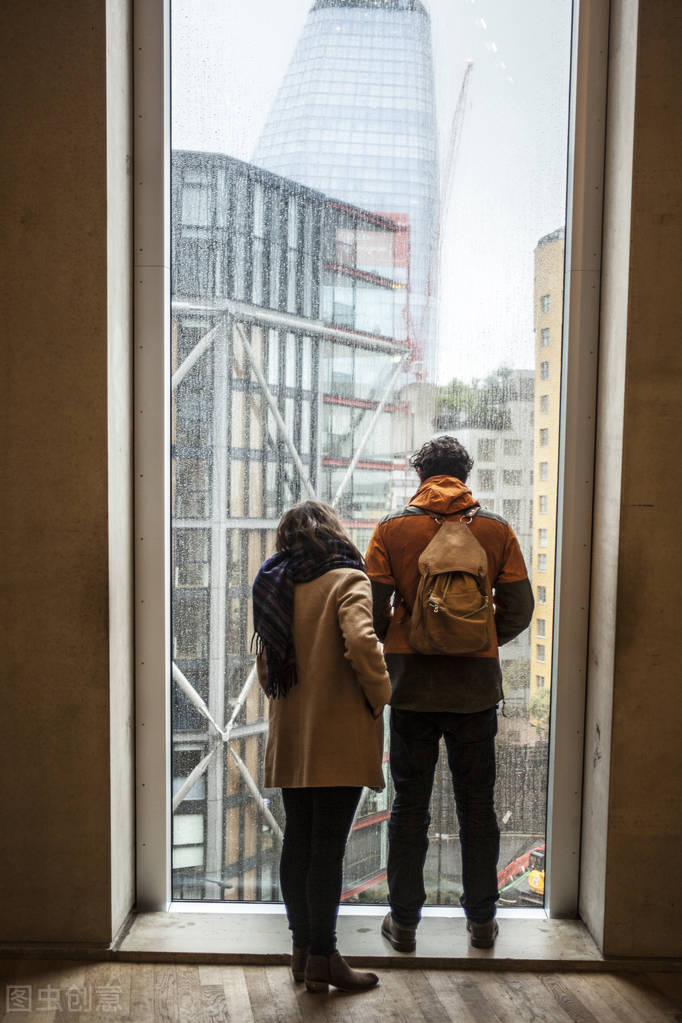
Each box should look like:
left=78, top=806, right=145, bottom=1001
left=291, top=943, right=309, bottom=982
left=304, top=951, right=379, bottom=993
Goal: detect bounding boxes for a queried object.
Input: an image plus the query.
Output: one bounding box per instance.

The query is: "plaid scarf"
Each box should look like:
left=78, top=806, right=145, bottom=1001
left=252, top=539, right=365, bottom=698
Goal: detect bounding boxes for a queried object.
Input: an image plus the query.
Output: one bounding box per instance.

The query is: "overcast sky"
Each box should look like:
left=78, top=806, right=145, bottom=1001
left=172, top=0, right=573, bottom=384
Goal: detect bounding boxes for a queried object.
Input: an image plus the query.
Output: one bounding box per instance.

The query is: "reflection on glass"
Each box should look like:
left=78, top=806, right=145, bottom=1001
left=170, top=0, right=571, bottom=907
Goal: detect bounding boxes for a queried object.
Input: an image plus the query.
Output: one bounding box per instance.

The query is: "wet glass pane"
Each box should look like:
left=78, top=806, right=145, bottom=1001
left=170, top=0, right=572, bottom=906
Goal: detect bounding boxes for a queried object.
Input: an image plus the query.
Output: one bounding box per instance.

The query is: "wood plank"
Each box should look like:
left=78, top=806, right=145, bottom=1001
left=487, top=972, right=575, bottom=1023
left=263, top=966, right=305, bottom=1022
left=176, top=965, right=204, bottom=1023
left=200, top=985, right=230, bottom=1023
left=220, top=966, right=254, bottom=1023
left=600, top=973, right=682, bottom=1022
left=421, top=969, right=481, bottom=1022
left=244, top=967, right=278, bottom=1023
left=561, top=973, right=650, bottom=1023
left=538, top=974, right=601, bottom=1023
left=644, top=973, right=682, bottom=1007
left=128, top=962, right=156, bottom=1023
left=153, top=965, right=178, bottom=1023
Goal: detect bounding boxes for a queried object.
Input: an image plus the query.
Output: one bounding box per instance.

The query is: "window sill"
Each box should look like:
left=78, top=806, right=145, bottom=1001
left=116, top=907, right=611, bottom=969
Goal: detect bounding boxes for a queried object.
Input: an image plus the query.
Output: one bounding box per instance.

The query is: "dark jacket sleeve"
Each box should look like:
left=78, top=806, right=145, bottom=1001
left=494, top=578, right=535, bottom=645
left=370, top=581, right=394, bottom=642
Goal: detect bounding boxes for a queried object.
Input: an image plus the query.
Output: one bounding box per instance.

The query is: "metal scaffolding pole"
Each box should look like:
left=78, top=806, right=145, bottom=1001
left=234, top=322, right=318, bottom=501
left=331, top=353, right=411, bottom=509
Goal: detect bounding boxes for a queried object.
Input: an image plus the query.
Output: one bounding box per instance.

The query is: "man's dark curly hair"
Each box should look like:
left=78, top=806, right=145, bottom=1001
left=409, top=435, right=474, bottom=483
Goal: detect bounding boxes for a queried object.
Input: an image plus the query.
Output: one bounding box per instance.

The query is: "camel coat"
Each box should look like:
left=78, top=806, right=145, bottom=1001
left=258, top=568, right=392, bottom=789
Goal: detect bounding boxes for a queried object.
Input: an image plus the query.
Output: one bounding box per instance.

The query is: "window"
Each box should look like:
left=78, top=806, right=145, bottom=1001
left=503, top=499, right=521, bottom=522
left=536, top=675, right=546, bottom=689
left=537, top=618, right=546, bottom=637
left=156, top=0, right=577, bottom=911
left=540, top=361, right=549, bottom=380
left=537, top=644, right=546, bottom=662
left=541, top=327, right=550, bottom=346
left=540, top=394, right=550, bottom=414
left=540, top=428, right=549, bottom=446
left=539, top=528, right=548, bottom=547
left=538, top=553, right=547, bottom=572
left=503, top=469, right=522, bottom=486
left=478, top=438, right=496, bottom=461
left=537, top=586, right=547, bottom=604
left=539, top=495, right=548, bottom=514
left=540, top=462, right=549, bottom=481
left=541, top=293, right=550, bottom=313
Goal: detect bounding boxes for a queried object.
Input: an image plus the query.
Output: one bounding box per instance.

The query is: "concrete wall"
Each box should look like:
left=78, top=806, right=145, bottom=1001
left=581, top=0, right=682, bottom=957
left=0, top=0, right=133, bottom=945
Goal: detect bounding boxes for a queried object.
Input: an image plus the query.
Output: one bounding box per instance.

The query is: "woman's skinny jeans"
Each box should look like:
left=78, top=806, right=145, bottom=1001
left=280, top=786, right=361, bottom=956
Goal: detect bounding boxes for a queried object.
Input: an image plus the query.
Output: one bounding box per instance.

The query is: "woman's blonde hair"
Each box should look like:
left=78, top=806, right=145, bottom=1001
left=275, top=501, right=363, bottom=561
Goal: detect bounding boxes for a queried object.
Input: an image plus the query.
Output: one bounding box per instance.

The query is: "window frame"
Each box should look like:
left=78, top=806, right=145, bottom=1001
left=134, top=0, right=608, bottom=918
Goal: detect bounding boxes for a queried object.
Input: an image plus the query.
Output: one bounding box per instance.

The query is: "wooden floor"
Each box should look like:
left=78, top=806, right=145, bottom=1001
left=1, top=961, right=681, bottom=1022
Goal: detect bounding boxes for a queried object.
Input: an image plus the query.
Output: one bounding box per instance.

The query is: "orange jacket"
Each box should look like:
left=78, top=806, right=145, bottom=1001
left=364, top=475, right=534, bottom=712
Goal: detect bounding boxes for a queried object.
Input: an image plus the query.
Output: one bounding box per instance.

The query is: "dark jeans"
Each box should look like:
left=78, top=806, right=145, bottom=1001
left=280, top=786, right=361, bottom=955
left=387, top=706, right=500, bottom=926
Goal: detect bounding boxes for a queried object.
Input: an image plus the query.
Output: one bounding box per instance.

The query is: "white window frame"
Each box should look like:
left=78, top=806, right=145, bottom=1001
left=134, top=0, right=608, bottom=917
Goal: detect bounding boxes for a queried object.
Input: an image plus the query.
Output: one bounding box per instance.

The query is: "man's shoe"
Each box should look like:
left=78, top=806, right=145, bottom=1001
left=381, top=911, right=417, bottom=953
left=467, top=918, right=499, bottom=949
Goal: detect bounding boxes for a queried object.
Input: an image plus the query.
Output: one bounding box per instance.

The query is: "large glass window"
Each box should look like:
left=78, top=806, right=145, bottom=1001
left=170, top=0, right=572, bottom=907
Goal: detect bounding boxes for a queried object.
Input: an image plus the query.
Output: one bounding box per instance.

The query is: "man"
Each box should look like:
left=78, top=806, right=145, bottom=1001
left=365, top=436, right=534, bottom=950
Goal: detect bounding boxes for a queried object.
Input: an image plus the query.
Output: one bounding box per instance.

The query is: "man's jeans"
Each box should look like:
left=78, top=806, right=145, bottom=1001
left=387, top=706, right=500, bottom=926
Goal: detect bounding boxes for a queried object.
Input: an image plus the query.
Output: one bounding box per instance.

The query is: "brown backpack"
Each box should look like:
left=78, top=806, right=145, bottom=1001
left=407, top=508, right=496, bottom=655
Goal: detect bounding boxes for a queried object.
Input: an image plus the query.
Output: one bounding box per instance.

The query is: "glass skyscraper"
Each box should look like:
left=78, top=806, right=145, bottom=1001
left=252, top=0, right=440, bottom=378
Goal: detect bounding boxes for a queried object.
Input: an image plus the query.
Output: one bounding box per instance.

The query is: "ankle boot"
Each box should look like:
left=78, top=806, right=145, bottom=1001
left=304, top=950, right=379, bottom=993
left=291, top=943, right=309, bottom=982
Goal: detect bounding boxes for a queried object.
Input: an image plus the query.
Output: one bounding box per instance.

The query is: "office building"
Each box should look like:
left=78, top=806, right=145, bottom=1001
left=170, top=149, right=411, bottom=900
left=252, top=0, right=440, bottom=378
left=529, top=228, right=564, bottom=724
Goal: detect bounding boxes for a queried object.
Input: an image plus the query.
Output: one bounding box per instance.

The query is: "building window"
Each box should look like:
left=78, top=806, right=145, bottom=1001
left=538, top=553, right=547, bottom=572
left=537, top=618, right=546, bottom=637
left=540, top=428, right=549, bottom=446
left=536, top=675, right=546, bottom=689
left=478, top=438, right=496, bottom=461
left=541, top=293, right=550, bottom=313
left=539, top=494, right=548, bottom=514
left=537, top=644, right=546, bottom=662
left=540, top=462, right=549, bottom=481
left=540, top=394, right=550, bottom=414
left=540, top=361, right=549, bottom=380
left=503, top=438, right=522, bottom=456
left=503, top=499, right=521, bottom=522
left=539, top=528, right=548, bottom=547
left=478, top=469, right=495, bottom=491
left=541, top=327, right=550, bottom=346
left=503, top=469, right=522, bottom=487
left=538, top=586, right=547, bottom=604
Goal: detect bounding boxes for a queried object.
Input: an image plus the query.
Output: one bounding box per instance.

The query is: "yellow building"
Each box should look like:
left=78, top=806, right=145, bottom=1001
left=529, top=229, right=564, bottom=723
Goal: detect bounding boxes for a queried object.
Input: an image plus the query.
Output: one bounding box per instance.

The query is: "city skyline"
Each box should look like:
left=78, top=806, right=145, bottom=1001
left=172, top=0, right=572, bottom=382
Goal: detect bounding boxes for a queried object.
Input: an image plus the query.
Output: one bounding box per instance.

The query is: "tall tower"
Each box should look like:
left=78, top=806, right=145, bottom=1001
left=252, top=0, right=439, bottom=378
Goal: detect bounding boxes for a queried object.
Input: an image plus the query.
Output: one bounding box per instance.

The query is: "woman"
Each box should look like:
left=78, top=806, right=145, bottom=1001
left=253, top=501, right=391, bottom=994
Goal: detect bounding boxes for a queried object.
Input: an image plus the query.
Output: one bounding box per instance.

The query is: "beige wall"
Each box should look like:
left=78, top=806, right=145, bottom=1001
left=581, top=0, right=682, bottom=957
left=0, top=0, right=680, bottom=954
left=0, top=0, right=133, bottom=945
